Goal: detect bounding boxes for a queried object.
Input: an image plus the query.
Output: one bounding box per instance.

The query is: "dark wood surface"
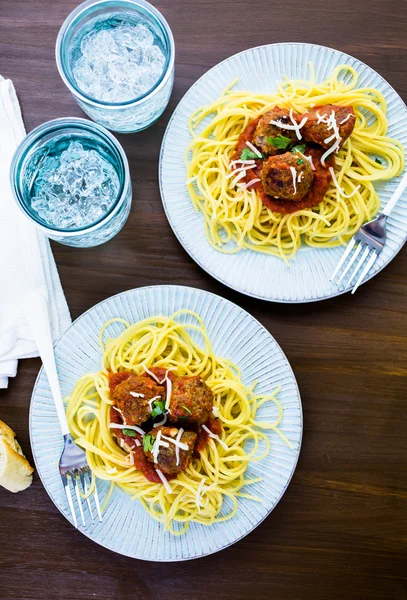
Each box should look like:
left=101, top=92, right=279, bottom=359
left=1, top=1, right=406, bottom=598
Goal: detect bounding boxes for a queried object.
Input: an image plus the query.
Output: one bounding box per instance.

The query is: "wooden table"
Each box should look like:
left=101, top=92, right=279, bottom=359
left=1, top=1, right=406, bottom=598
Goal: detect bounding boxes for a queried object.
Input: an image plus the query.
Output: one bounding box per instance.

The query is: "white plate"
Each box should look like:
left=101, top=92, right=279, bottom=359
left=159, top=43, right=407, bottom=302
left=30, top=285, right=302, bottom=561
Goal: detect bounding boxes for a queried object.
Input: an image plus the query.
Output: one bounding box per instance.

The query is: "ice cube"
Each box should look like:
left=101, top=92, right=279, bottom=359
left=131, top=23, right=154, bottom=46
left=72, top=22, right=165, bottom=103
left=80, top=29, right=100, bottom=57
left=30, top=141, right=119, bottom=229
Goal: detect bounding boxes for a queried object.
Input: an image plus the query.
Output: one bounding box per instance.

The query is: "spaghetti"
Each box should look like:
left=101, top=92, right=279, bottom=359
left=185, top=64, right=404, bottom=262
left=66, top=310, right=291, bottom=534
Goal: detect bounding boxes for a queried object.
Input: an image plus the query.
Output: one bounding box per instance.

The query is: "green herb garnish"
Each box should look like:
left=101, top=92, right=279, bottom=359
left=122, top=428, right=137, bottom=437
left=151, top=399, right=166, bottom=418
left=375, top=157, right=382, bottom=165
left=297, top=159, right=304, bottom=165
left=240, top=148, right=261, bottom=160
left=181, top=405, right=192, bottom=415
left=143, top=434, right=155, bottom=452
left=292, top=144, right=306, bottom=154
left=266, top=134, right=292, bottom=149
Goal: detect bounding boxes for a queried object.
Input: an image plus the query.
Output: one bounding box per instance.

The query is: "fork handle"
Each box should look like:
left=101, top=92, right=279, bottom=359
left=23, top=291, right=70, bottom=436
left=382, top=168, right=407, bottom=217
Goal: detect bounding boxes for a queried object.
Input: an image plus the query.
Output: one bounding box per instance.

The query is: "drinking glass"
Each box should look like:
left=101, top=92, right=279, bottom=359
left=56, top=0, right=175, bottom=133
left=10, top=118, right=132, bottom=247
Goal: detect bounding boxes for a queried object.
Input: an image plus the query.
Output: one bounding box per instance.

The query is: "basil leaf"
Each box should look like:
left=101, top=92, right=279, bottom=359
left=151, top=400, right=165, bottom=418
left=143, top=434, right=155, bottom=452
left=240, top=148, right=260, bottom=160
left=122, top=428, right=137, bottom=437
left=292, top=144, right=306, bottom=154
left=266, top=135, right=292, bottom=149
left=297, top=159, right=304, bottom=165
left=181, top=405, right=192, bottom=415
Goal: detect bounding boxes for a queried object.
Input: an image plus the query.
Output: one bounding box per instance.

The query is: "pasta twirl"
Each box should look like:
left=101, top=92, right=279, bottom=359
left=185, top=65, right=404, bottom=262
left=66, top=310, right=291, bottom=534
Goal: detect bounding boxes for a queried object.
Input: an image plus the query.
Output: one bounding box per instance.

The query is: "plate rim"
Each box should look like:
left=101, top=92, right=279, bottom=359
left=29, top=284, right=303, bottom=561
left=159, top=42, right=407, bottom=303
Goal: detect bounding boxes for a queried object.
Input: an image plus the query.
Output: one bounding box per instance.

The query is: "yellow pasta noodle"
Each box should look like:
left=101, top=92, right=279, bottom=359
left=185, top=64, right=404, bottom=262
left=66, top=310, right=291, bottom=534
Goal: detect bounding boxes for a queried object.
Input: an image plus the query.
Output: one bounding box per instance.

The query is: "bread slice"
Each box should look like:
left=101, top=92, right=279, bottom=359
left=0, top=419, right=34, bottom=493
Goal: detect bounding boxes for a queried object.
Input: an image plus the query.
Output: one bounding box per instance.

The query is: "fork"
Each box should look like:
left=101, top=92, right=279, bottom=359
left=23, top=291, right=102, bottom=528
left=330, top=169, right=407, bottom=293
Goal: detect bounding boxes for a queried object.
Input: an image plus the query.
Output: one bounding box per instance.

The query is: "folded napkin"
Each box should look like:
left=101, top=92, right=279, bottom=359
left=0, top=76, right=71, bottom=388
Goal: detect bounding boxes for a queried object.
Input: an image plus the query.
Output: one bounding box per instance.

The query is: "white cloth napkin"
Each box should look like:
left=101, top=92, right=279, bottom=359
left=0, top=76, right=71, bottom=388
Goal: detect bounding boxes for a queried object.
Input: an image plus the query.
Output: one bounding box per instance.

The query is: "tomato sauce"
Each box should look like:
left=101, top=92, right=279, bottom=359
left=109, top=371, right=132, bottom=394
left=233, top=116, right=334, bottom=214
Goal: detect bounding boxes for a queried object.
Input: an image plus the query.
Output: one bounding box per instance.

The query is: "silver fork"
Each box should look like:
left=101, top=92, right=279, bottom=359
left=330, top=169, right=407, bottom=293
left=23, top=291, right=102, bottom=528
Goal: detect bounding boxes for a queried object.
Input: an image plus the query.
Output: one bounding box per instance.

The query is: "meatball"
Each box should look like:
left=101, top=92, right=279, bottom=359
left=112, top=374, right=164, bottom=426
left=169, top=376, right=213, bottom=425
left=301, top=105, right=355, bottom=149
left=260, top=152, right=314, bottom=200
left=253, top=107, right=299, bottom=156
left=145, top=426, right=197, bottom=474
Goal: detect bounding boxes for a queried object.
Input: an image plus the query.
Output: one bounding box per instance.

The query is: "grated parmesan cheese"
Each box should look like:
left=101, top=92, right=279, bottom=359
left=109, top=423, right=145, bottom=436
left=245, top=141, right=262, bottom=158
left=269, top=110, right=308, bottom=141
left=112, top=405, right=127, bottom=424
left=290, top=167, right=297, bottom=195
left=152, top=430, right=169, bottom=463
left=320, top=111, right=342, bottom=166
left=230, top=169, right=247, bottom=188
left=195, top=477, right=207, bottom=512
left=327, top=111, right=341, bottom=141
left=201, top=424, right=228, bottom=450
left=129, top=391, right=144, bottom=398
left=156, top=469, right=172, bottom=493
left=300, top=153, right=315, bottom=171
left=321, top=139, right=341, bottom=166
left=175, top=427, right=184, bottom=466
left=153, top=414, right=168, bottom=427
left=339, top=113, right=353, bottom=125
left=226, top=164, right=257, bottom=179
left=316, top=111, right=329, bottom=124
left=159, top=368, right=177, bottom=384
left=243, top=178, right=261, bottom=190
left=164, top=373, right=172, bottom=410
left=329, top=167, right=360, bottom=198
left=324, top=132, right=337, bottom=145
left=148, top=395, right=162, bottom=410
left=161, top=434, right=189, bottom=451
left=142, top=365, right=161, bottom=383
left=229, top=159, right=256, bottom=168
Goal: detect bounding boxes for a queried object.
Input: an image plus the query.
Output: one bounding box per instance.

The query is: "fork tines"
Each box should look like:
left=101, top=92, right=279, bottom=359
left=330, top=239, right=378, bottom=294
left=61, top=469, right=102, bottom=528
